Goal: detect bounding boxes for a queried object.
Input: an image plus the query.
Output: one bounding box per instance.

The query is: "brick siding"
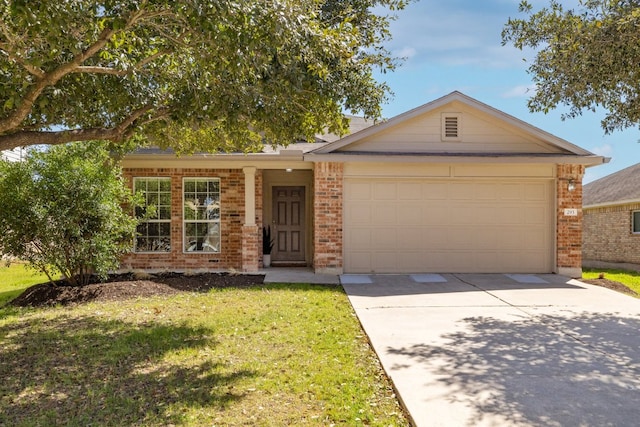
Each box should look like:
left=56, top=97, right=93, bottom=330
left=121, top=167, right=262, bottom=272
left=556, top=164, right=585, bottom=273
left=313, top=162, right=343, bottom=273
left=583, top=202, right=640, bottom=264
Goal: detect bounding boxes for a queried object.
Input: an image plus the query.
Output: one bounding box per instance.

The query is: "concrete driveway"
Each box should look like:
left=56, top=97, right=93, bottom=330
left=342, top=274, right=640, bottom=427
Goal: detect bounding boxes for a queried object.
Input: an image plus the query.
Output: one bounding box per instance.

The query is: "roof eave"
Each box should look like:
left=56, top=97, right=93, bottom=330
left=304, top=152, right=607, bottom=166
left=584, top=198, right=640, bottom=209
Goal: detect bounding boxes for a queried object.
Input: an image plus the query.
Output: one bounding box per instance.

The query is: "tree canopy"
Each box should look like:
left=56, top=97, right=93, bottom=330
left=0, top=0, right=407, bottom=152
left=502, top=0, right=640, bottom=133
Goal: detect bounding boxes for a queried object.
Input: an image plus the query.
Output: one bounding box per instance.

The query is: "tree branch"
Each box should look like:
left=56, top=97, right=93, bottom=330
left=0, top=7, right=158, bottom=135
left=0, top=105, right=157, bottom=151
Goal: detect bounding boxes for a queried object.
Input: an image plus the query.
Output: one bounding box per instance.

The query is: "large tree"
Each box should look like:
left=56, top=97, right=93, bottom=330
left=0, top=0, right=406, bottom=152
left=502, top=0, right=640, bottom=133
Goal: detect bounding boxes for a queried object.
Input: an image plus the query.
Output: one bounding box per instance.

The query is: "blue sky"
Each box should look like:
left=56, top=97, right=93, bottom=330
left=373, top=0, right=639, bottom=183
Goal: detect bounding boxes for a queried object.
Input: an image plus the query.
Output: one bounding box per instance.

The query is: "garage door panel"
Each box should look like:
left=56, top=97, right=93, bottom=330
left=346, top=203, right=372, bottom=225
left=397, top=228, right=425, bottom=250
left=344, top=178, right=553, bottom=273
left=373, top=182, right=397, bottom=200
left=525, top=183, right=548, bottom=201
left=348, top=228, right=372, bottom=249
left=422, top=183, right=448, bottom=199
left=398, top=182, right=423, bottom=200
left=423, top=227, right=449, bottom=248
left=398, top=208, right=423, bottom=225
left=349, top=252, right=372, bottom=272
left=345, top=181, right=371, bottom=200
left=372, top=228, right=397, bottom=248
left=476, top=183, right=500, bottom=200
left=373, top=205, right=396, bottom=225
left=371, top=252, right=398, bottom=271
left=423, top=206, right=450, bottom=224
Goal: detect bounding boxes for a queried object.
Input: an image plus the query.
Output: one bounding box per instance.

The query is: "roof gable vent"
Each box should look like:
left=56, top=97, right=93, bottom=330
left=441, top=113, right=462, bottom=141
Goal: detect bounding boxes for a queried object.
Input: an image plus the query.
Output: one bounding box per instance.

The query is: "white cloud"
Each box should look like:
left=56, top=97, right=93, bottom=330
left=591, top=143, right=613, bottom=157
left=393, top=46, right=417, bottom=60
left=384, top=0, right=535, bottom=69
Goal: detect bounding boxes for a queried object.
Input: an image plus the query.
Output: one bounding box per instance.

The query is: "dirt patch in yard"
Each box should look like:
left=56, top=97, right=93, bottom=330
left=580, top=278, right=639, bottom=297
left=9, top=272, right=265, bottom=308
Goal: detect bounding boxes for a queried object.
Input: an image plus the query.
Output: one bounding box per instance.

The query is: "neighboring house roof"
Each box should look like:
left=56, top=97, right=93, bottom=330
left=583, top=162, right=640, bottom=207
left=308, top=91, right=605, bottom=166
left=1, top=148, right=25, bottom=162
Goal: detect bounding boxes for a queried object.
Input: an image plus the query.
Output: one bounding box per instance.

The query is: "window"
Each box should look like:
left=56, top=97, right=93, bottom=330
left=134, top=177, right=171, bottom=252
left=183, top=178, right=220, bottom=252
left=633, top=211, right=640, bottom=234
left=441, top=113, right=462, bottom=141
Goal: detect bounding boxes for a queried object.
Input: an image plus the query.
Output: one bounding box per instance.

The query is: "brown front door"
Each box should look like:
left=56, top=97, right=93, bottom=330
left=272, top=186, right=305, bottom=262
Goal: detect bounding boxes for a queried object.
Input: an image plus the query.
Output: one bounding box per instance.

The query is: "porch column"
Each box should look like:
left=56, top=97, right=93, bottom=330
left=313, top=162, right=344, bottom=274
left=242, top=167, right=259, bottom=272
left=556, top=164, right=585, bottom=277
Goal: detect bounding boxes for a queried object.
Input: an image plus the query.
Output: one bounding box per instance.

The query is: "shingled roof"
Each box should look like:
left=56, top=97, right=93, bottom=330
left=583, top=163, right=640, bottom=207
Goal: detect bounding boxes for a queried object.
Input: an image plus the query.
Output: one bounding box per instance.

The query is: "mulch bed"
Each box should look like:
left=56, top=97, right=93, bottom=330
left=8, top=272, right=638, bottom=309
left=580, top=278, right=639, bottom=297
left=9, top=272, right=265, bottom=308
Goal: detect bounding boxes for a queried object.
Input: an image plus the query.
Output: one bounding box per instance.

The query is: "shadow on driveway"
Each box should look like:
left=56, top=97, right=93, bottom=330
left=388, top=312, right=640, bottom=426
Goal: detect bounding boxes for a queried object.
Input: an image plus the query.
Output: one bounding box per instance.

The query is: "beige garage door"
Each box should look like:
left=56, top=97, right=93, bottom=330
left=344, top=179, right=554, bottom=273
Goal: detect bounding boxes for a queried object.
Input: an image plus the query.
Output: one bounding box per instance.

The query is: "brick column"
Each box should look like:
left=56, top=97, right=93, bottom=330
left=556, top=164, right=585, bottom=277
left=241, top=225, right=259, bottom=272
left=313, top=162, right=344, bottom=274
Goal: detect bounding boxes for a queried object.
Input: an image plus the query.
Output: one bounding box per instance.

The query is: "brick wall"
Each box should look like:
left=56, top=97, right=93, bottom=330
left=313, top=162, right=343, bottom=273
left=556, top=164, right=585, bottom=275
left=583, top=202, right=640, bottom=264
left=121, top=167, right=262, bottom=272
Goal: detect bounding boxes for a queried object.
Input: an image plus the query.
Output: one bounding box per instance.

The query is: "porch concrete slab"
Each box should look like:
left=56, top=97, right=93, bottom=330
left=344, top=273, right=640, bottom=427
left=263, top=268, right=339, bottom=285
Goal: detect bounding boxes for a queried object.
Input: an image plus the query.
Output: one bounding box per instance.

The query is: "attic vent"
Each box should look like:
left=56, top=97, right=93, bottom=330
left=441, top=113, right=462, bottom=141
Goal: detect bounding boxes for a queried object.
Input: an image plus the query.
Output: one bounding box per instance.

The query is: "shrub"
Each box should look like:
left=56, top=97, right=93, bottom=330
left=0, top=142, right=139, bottom=286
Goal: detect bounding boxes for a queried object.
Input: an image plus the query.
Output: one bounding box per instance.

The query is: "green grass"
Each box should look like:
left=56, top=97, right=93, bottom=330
left=0, top=283, right=408, bottom=426
left=583, top=268, right=640, bottom=296
left=0, top=263, right=56, bottom=307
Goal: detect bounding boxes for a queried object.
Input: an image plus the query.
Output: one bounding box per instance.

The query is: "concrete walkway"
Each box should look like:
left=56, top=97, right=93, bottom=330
left=342, top=274, right=640, bottom=427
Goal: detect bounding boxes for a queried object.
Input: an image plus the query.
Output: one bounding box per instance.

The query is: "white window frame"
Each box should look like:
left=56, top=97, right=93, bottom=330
left=133, top=177, right=172, bottom=253
left=183, top=177, right=221, bottom=253
left=632, top=211, right=640, bottom=234
left=441, top=112, right=462, bottom=142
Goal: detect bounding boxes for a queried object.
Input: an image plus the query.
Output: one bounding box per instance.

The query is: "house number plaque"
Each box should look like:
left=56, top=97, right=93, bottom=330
left=563, top=208, right=578, bottom=216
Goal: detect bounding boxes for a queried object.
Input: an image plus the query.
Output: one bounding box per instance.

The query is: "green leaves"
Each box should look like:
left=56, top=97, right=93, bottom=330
left=503, top=0, right=640, bottom=133
left=0, top=0, right=407, bottom=152
left=0, top=142, right=139, bottom=285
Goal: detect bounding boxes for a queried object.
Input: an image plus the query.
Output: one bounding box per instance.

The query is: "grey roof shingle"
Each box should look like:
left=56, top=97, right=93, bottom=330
left=583, top=162, right=640, bottom=206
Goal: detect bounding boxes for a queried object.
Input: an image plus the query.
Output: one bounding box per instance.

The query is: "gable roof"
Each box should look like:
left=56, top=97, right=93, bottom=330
left=307, top=91, right=604, bottom=165
left=583, top=162, right=640, bottom=207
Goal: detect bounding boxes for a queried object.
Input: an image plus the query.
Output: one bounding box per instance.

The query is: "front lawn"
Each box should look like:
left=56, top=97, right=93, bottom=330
left=0, top=283, right=408, bottom=426
left=582, top=268, right=640, bottom=297
left=0, top=262, right=55, bottom=307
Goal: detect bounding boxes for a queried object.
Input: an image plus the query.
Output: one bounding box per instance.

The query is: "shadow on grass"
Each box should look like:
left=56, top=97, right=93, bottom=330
left=0, top=314, right=255, bottom=426
left=388, top=312, right=640, bottom=426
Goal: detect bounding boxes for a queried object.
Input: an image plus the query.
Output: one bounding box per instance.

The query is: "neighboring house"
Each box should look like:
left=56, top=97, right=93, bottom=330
left=1, top=147, right=25, bottom=162
left=120, top=91, right=605, bottom=276
left=583, top=163, right=640, bottom=266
